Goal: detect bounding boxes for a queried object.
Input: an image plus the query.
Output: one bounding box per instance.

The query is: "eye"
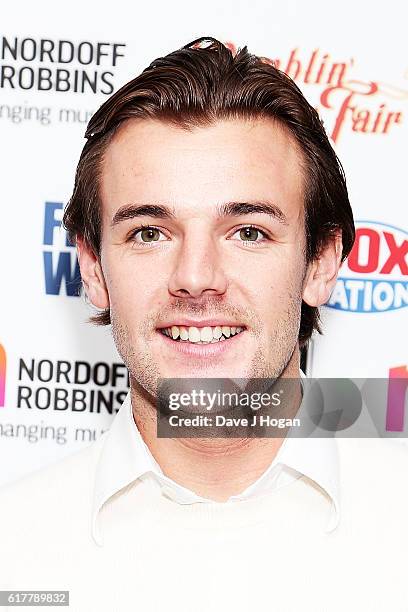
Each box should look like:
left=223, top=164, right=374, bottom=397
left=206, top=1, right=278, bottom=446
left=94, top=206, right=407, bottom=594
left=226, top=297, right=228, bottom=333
left=231, top=226, right=269, bottom=243
left=131, top=226, right=167, bottom=244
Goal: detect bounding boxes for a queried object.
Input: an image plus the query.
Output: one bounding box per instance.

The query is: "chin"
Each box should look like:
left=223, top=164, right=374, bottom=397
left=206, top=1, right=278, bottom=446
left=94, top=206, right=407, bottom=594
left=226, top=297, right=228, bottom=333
left=158, top=360, right=250, bottom=380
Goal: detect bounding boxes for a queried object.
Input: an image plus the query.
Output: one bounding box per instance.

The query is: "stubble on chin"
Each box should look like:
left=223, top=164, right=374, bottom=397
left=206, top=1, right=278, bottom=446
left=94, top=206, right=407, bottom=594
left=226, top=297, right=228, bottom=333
left=111, top=313, right=161, bottom=399
left=110, top=285, right=302, bottom=403
left=250, top=289, right=302, bottom=381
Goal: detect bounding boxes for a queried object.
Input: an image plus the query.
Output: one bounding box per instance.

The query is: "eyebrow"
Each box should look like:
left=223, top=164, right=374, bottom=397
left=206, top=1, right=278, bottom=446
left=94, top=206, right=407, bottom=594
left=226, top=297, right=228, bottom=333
left=111, top=200, right=288, bottom=227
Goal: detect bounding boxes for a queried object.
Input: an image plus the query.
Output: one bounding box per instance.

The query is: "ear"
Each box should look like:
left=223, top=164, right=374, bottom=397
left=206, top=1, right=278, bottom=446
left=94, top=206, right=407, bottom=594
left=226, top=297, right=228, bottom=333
left=76, top=237, right=109, bottom=309
left=302, top=230, right=343, bottom=307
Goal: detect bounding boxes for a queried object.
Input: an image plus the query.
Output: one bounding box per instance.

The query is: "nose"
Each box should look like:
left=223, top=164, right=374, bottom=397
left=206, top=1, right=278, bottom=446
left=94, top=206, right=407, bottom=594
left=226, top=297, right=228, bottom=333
left=168, top=229, right=227, bottom=299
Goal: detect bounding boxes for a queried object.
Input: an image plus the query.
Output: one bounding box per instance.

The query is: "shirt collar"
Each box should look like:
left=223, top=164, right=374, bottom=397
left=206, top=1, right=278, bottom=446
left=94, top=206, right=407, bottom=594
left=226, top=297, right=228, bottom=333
left=92, top=392, right=154, bottom=545
left=92, top=372, right=340, bottom=546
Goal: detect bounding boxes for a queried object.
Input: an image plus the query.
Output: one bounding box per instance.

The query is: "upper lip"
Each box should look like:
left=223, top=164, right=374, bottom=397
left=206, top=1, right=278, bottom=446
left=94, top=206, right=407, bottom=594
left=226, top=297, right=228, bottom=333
left=156, top=318, right=246, bottom=329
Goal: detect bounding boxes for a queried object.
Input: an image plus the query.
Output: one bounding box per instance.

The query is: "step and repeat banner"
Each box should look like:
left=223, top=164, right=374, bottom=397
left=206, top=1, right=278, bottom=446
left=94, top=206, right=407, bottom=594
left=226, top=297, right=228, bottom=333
left=1, top=1, right=406, bottom=486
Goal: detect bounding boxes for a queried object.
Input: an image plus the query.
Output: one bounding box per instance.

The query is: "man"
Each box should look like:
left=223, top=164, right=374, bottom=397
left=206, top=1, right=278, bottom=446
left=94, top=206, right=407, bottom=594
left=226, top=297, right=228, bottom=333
left=0, top=37, right=407, bottom=611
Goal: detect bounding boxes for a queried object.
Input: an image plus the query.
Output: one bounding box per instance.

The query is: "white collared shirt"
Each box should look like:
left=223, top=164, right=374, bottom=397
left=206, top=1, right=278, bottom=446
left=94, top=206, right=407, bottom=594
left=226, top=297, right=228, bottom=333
left=92, top=372, right=340, bottom=545
left=3, top=376, right=408, bottom=611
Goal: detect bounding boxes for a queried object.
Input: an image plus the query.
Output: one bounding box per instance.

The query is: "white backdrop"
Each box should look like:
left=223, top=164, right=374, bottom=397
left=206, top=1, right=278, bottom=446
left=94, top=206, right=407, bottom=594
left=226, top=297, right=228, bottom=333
left=1, top=0, right=406, bottom=486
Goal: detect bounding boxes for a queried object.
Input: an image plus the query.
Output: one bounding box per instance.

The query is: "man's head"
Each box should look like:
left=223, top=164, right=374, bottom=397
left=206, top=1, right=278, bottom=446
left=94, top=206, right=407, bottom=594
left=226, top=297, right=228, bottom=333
left=63, top=37, right=354, bottom=391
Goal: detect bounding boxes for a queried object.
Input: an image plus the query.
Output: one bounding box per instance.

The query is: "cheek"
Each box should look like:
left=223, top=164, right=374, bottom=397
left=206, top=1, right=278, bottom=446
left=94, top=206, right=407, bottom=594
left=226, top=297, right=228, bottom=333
left=102, top=251, right=169, bottom=317
left=230, top=249, right=304, bottom=299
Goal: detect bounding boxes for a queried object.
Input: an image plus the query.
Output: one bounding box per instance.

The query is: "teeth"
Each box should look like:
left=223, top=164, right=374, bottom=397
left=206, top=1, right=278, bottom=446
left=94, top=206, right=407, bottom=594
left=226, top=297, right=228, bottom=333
left=188, top=327, right=201, bottom=343
left=200, top=327, right=213, bottom=342
left=213, top=326, right=222, bottom=339
left=179, top=327, right=189, bottom=340
left=161, top=325, right=244, bottom=343
left=222, top=326, right=231, bottom=338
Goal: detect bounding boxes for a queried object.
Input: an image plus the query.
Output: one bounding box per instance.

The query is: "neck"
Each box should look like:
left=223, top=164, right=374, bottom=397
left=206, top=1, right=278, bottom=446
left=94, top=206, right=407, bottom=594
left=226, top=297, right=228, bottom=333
left=131, top=347, right=302, bottom=502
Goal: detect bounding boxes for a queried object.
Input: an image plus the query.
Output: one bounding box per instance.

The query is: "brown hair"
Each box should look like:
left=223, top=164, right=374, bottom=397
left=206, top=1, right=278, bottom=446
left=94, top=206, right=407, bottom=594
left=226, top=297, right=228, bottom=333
left=63, top=36, right=355, bottom=347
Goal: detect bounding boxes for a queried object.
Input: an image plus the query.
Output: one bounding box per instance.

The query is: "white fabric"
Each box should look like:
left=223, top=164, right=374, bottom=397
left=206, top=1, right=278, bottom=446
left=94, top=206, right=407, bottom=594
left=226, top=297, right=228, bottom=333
left=1, top=376, right=408, bottom=610
left=92, top=373, right=340, bottom=546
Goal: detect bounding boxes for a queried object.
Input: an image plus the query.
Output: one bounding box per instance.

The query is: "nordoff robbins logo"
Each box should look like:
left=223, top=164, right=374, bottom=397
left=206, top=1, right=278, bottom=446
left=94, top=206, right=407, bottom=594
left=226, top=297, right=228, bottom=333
left=326, top=220, right=408, bottom=313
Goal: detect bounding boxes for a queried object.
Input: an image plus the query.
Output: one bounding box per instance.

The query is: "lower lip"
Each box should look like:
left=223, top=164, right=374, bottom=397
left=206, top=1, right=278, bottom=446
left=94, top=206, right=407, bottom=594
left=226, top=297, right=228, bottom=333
left=156, top=330, right=245, bottom=357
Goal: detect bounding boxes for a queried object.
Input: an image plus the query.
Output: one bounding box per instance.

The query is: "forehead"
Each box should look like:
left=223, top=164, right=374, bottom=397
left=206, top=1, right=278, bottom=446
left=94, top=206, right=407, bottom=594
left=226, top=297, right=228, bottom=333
left=100, top=117, right=305, bottom=220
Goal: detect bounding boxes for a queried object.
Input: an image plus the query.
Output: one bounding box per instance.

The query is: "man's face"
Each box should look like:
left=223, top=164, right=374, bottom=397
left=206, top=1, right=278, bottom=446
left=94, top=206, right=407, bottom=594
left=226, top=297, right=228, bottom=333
left=86, top=118, right=311, bottom=392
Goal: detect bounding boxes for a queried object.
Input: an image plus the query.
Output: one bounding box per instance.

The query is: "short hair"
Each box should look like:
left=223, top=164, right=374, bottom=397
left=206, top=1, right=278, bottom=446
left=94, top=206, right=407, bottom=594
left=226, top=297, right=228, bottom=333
left=63, top=36, right=355, bottom=347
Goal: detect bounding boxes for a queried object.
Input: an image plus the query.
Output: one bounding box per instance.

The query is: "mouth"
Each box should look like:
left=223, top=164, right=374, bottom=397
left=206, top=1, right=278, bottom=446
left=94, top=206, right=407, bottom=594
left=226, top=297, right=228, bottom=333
left=155, top=322, right=247, bottom=361
left=158, top=325, right=246, bottom=345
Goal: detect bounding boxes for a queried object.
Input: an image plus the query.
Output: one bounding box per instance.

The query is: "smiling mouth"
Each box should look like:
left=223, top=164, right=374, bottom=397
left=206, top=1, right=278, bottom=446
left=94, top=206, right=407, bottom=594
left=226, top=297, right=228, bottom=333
left=159, top=325, right=245, bottom=345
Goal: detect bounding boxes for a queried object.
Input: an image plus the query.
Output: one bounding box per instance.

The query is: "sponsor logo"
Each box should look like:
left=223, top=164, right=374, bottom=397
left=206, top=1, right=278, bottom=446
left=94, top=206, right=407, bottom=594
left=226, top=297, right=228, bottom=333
left=386, top=365, right=408, bottom=432
left=43, top=202, right=81, bottom=296
left=326, top=221, right=408, bottom=313
left=0, top=344, right=6, bottom=407
left=0, top=352, right=129, bottom=414
left=17, top=357, right=129, bottom=413
left=0, top=36, right=126, bottom=94
left=225, top=41, right=404, bottom=144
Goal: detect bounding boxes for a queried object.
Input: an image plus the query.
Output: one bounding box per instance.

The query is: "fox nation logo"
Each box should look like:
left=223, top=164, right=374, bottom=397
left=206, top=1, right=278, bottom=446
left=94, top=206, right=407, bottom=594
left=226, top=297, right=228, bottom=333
left=327, top=221, right=408, bottom=313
